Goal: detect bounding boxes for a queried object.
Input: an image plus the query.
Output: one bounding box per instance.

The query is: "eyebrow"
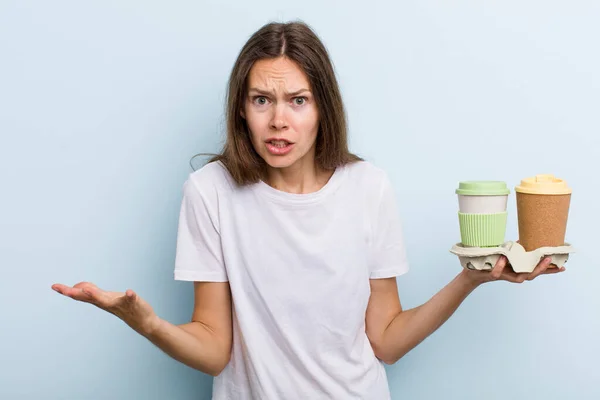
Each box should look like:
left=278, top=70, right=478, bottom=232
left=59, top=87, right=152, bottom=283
left=248, top=87, right=311, bottom=97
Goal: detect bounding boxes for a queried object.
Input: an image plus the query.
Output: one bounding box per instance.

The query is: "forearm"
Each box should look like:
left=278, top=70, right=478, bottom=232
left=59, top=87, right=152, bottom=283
left=378, top=270, right=480, bottom=363
left=141, top=318, right=230, bottom=376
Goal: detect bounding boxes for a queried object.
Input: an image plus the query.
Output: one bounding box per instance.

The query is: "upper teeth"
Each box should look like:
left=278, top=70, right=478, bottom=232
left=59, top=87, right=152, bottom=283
left=270, top=140, right=288, bottom=147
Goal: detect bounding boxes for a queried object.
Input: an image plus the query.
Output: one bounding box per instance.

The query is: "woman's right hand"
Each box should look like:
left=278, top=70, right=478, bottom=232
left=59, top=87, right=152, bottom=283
left=52, top=282, right=160, bottom=337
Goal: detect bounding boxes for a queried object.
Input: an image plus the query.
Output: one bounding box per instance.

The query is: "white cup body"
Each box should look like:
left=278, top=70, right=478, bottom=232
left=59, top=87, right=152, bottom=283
left=458, top=195, right=508, bottom=214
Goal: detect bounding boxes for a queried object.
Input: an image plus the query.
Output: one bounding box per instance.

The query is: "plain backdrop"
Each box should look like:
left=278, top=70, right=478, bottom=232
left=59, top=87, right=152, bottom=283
left=1, top=1, right=598, bottom=399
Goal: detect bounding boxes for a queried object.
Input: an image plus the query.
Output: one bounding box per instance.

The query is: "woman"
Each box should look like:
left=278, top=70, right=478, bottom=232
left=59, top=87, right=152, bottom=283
left=52, top=21, right=563, bottom=399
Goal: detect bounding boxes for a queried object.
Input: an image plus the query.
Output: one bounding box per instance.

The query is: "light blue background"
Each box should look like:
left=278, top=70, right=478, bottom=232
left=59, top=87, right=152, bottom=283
left=1, top=1, right=598, bottom=399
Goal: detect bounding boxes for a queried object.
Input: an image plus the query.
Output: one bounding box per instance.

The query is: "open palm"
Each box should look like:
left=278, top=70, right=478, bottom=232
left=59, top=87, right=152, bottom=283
left=465, top=255, right=565, bottom=285
left=52, top=281, right=159, bottom=336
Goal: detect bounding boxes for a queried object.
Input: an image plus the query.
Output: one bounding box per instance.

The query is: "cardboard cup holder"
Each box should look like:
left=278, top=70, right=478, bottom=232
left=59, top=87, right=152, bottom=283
left=450, top=241, right=574, bottom=273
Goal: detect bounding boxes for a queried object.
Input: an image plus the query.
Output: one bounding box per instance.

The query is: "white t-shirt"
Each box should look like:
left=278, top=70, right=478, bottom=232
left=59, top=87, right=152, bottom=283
left=174, top=160, right=409, bottom=399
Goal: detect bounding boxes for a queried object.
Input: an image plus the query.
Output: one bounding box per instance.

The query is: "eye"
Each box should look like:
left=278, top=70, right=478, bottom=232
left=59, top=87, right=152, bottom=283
left=293, top=97, right=307, bottom=106
left=253, top=96, right=269, bottom=105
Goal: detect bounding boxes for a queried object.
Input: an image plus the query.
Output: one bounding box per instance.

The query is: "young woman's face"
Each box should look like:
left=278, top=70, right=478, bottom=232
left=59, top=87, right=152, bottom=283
left=243, top=57, right=320, bottom=171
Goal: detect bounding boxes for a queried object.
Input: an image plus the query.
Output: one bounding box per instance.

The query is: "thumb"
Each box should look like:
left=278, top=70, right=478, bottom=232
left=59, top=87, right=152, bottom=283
left=125, top=289, right=137, bottom=304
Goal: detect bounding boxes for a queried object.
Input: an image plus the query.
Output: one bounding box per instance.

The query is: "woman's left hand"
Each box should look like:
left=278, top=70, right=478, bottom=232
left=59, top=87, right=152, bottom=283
left=463, top=255, right=566, bottom=285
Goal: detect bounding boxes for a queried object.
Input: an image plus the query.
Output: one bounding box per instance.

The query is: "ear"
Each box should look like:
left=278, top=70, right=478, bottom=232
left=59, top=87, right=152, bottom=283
left=240, top=109, right=246, bottom=119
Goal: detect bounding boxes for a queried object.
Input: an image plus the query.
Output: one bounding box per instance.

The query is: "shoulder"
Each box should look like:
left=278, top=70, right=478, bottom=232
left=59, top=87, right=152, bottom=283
left=182, top=160, right=236, bottom=201
left=340, top=160, right=398, bottom=210
left=343, top=160, right=391, bottom=190
left=186, top=161, right=235, bottom=192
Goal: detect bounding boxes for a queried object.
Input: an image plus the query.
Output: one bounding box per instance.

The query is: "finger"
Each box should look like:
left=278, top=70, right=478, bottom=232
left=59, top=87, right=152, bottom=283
left=51, top=283, right=77, bottom=298
left=79, top=286, right=102, bottom=304
left=53, top=282, right=102, bottom=299
left=51, top=284, right=70, bottom=295
left=125, top=289, right=137, bottom=302
left=490, top=256, right=508, bottom=279
left=540, top=266, right=566, bottom=275
left=527, top=258, right=548, bottom=281
left=52, top=284, right=93, bottom=302
left=80, top=285, right=117, bottom=308
left=114, top=289, right=137, bottom=309
left=73, top=282, right=98, bottom=291
left=527, top=257, right=552, bottom=281
left=501, top=271, right=528, bottom=284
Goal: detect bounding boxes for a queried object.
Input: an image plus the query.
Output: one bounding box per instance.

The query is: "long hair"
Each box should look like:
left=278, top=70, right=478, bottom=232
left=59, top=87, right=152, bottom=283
left=192, top=21, right=362, bottom=185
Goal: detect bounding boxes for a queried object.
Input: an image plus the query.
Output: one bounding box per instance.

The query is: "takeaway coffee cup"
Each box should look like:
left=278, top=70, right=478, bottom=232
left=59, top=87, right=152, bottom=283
left=515, top=174, right=571, bottom=252
left=456, top=181, right=510, bottom=247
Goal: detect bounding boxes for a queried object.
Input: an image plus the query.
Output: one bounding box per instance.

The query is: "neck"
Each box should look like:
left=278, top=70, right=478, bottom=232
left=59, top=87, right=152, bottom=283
left=265, top=161, right=333, bottom=194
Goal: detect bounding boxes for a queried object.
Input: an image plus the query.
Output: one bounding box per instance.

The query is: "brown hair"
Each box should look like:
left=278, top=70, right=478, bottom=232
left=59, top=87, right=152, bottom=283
left=192, top=20, right=362, bottom=185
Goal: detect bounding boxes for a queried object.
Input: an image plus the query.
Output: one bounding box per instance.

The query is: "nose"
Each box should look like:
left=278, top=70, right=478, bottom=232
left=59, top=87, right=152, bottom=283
left=270, top=104, right=288, bottom=130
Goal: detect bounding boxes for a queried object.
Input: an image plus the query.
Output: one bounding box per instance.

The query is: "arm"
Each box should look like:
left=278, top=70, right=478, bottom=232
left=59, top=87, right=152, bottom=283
left=52, top=280, right=233, bottom=377
left=365, top=270, right=478, bottom=365
left=366, top=255, right=558, bottom=364
left=146, top=175, right=233, bottom=375
left=146, top=281, right=233, bottom=376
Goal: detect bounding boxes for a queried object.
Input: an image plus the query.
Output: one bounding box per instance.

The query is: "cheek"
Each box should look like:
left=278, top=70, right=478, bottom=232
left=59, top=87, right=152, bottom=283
left=245, top=112, right=267, bottom=138
left=296, top=109, right=319, bottom=138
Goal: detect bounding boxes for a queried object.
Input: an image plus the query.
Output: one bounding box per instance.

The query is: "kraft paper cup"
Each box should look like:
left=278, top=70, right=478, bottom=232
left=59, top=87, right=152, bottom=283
left=515, top=174, right=571, bottom=252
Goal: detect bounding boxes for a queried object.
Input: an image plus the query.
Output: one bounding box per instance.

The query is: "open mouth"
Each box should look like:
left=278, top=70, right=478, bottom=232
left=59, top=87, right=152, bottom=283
left=266, top=139, right=292, bottom=147
left=265, top=139, right=294, bottom=155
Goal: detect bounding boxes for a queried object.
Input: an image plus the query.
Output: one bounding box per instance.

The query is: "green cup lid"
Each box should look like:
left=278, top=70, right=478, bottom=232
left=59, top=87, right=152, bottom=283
left=456, top=181, right=510, bottom=196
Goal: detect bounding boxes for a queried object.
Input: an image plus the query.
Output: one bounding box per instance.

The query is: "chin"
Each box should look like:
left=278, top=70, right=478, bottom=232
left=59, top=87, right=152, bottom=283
left=263, top=156, right=297, bottom=170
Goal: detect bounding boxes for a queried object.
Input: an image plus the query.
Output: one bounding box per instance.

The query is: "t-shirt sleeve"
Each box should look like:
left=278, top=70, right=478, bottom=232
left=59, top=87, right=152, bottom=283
left=173, top=176, right=228, bottom=282
left=369, top=172, right=410, bottom=279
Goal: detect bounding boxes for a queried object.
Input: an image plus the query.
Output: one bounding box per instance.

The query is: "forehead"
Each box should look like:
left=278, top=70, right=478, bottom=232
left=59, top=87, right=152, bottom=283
left=247, top=57, right=310, bottom=89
